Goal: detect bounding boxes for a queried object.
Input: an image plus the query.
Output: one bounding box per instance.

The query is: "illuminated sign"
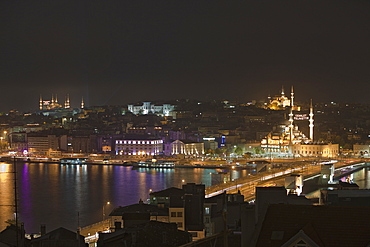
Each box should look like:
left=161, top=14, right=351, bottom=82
left=294, top=114, right=308, bottom=120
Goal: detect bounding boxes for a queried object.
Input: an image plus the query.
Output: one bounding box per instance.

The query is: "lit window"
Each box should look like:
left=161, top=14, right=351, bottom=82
left=205, top=207, right=210, bottom=215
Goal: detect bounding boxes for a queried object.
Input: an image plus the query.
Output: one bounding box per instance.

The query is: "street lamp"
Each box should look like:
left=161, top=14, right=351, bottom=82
left=149, top=189, right=153, bottom=201
left=179, top=179, right=185, bottom=188
left=102, top=201, right=110, bottom=221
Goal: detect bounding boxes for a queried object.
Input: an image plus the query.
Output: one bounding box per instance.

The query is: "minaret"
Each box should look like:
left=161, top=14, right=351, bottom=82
left=55, top=94, right=58, bottom=104
left=51, top=94, right=55, bottom=107
left=309, top=99, right=314, bottom=141
left=39, top=95, right=43, bottom=110
left=81, top=97, right=84, bottom=109
left=288, top=86, right=294, bottom=144
left=290, top=85, right=294, bottom=109
left=281, top=85, right=285, bottom=96
left=64, top=94, right=70, bottom=109
left=289, top=106, right=294, bottom=144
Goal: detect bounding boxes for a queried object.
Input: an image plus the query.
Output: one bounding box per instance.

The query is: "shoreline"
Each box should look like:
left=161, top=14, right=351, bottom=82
left=2, top=157, right=247, bottom=170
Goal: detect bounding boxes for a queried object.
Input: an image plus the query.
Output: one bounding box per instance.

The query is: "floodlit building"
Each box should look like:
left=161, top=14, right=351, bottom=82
left=39, top=94, right=84, bottom=110
left=266, top=86, right=292, bottom=110
left=171, top=140, right=204, bottom=156
left=115, top=137, right=163, bottom=156
left=38, top=94, right=84, bottom=117
left=292, top=142, right=339, bottom=158
left=127, top=102, right=175, bottom=116
left=353, top=144, right=370, bottom=156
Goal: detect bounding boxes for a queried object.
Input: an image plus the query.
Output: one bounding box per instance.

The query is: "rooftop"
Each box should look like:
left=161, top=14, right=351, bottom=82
left=256, top=204, right=370, bottom=247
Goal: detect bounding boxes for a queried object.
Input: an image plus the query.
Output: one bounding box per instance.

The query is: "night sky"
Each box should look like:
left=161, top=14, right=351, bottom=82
left=1, top=1, right=369, bottom=112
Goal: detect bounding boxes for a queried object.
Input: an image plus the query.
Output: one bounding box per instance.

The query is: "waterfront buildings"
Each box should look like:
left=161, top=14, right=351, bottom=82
left=170, top=140, right=204, bottom=157
left=292, top=142, right=339, bottom=158
left=115, top=137, right=163, bottom=156
left=3, top=92, right=369, bottom=159
left=27, top=134, right=61, bottom=156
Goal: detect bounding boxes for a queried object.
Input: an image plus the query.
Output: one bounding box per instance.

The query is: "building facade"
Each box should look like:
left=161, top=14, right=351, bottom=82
left=292, top=142, right=339, bottom=158
left=127, top=102, right=175, bottom=116
left=27, top=134, right=60, bottom=156
left=171, top=140, right=204, bottom=156
left=115, top=138, right=163, bottom=156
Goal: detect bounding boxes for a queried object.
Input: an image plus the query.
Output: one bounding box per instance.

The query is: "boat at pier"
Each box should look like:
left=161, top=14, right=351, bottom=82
left=134, top=159, right=175, bottom=168
left=60, top=157, right=88, bottom=165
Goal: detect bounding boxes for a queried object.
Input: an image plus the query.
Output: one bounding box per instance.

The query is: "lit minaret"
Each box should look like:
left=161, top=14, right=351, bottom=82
left=39, top=95, right=43, bottom=110
left=288, top=86, right=294, bottom=144
left=290, top=85, right=294, bottom=108
left=309, top=99, right=314, bottom=141
left=81, top=97, right=84, bottom=109
left=55, top=94, right=58, bottom=104
left=51, top=94, right=55, bottom=107
left=281, top=85, right=285, bottom=96
left=64, top=94, right=70, bottom=109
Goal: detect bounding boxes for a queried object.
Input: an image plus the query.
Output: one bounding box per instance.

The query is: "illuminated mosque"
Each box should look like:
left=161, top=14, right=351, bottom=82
left=38, top=94, right=84, bottom=117
left=266, top=86, right=300, bottom=111
left=261, top=87, right=338, bottom=158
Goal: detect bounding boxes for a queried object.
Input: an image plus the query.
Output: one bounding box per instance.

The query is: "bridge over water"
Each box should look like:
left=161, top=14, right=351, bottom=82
left=205, top=159, right=368, bottom=201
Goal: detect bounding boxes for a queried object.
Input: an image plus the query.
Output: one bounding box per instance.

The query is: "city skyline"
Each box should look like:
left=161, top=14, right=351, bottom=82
left=1, top=1, right=370, bottom=112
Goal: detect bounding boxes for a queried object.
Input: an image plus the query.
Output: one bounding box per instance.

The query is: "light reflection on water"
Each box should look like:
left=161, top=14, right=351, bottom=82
left=0, top=162, right=240, bottom=233
left=0, top=163, right=13, bottom=230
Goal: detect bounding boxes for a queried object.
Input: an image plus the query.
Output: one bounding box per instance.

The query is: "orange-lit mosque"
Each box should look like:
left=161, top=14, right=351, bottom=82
left=261, top=86, right=339, bottom=158
left=38, top=94, right=85, bottom=117
left=39, top=94, right=84, bottom=110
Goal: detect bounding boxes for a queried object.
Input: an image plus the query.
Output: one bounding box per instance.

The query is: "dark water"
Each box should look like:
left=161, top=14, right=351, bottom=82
left=0, top=162, right=244, bottom=233
left=344, top=166, right=370, bottom=188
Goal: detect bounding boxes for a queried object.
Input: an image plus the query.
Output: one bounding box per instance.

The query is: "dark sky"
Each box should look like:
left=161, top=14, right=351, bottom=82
left=1, top=1, right=369, bottom=112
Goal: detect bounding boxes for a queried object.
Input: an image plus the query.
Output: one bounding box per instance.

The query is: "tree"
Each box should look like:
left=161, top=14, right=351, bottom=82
left=215, top=148, right=227, bottom=156
left=234, top=146, right=244, bottom=156
left=253, top=146, right=264, bottom=155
